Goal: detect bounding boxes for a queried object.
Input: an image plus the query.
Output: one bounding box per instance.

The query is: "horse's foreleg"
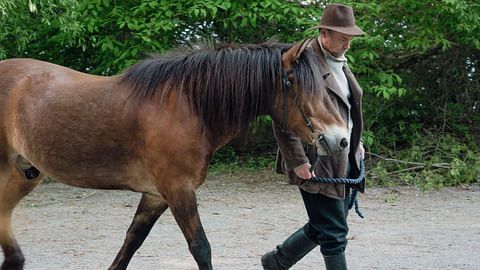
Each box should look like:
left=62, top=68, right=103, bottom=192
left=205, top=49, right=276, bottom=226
left=109, top=193, right=168, bottom=270
left=168, top=187, right=212, bottom=270
left=0, top=169, right=43, bottom=270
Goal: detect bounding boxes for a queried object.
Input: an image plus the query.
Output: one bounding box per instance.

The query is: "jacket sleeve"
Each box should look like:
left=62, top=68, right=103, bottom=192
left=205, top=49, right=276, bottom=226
left=272, top=121, right=309, bottom=171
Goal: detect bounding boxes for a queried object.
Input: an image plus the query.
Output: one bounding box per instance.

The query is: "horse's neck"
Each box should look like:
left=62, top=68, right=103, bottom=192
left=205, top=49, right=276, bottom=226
left=209, top=129, right=241, bottom=152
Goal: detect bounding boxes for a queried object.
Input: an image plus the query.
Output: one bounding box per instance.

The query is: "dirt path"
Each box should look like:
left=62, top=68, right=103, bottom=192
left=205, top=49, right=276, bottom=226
left=5, top=170, right=480, bottom=270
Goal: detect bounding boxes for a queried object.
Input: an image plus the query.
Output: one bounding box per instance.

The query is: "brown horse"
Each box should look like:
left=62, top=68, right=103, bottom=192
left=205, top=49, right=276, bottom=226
left=0, top=40, right=348, bottom=270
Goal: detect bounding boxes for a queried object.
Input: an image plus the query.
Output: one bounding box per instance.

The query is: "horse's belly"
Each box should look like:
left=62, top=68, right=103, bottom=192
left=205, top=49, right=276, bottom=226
left=9, top=110, right=159, bottom=193
left=13, top=128, right=145, bottom=189
left=43, top=160, right=158, bottom=194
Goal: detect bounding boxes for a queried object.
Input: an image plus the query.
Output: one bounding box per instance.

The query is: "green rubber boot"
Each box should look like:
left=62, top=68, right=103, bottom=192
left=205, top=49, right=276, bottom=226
left=261, top=226, right=317, bottom=270
left=323, top=252, right=347, bottom=270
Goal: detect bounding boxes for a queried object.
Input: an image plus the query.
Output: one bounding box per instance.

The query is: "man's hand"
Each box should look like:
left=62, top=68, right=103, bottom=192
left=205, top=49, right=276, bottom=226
left=359, top=141, right=365, bottom=159
left=293, top=163, right=316, bottom=179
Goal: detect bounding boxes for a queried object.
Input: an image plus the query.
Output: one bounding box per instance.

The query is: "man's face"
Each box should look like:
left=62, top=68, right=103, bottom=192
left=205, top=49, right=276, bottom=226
left=321, top=29, right=354, bottom=58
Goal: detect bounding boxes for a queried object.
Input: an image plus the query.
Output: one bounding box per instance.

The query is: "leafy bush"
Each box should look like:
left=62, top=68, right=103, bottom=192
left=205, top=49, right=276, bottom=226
left=366, top=133, right=479, bottom=190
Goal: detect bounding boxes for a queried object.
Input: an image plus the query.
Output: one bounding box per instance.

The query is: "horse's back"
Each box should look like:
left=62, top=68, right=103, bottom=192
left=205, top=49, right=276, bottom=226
left=0, top=58, right=103, bottom=116
left=0, top=58, right=104, bottom=92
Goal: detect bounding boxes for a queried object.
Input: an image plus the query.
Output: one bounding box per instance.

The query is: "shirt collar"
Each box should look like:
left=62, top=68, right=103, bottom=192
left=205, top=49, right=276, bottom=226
left=318, top=36, right=347, bottom=63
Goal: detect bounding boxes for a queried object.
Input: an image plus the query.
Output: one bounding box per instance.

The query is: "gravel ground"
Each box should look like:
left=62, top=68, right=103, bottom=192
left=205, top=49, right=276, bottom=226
left=4, top=169, right=480, bottom=270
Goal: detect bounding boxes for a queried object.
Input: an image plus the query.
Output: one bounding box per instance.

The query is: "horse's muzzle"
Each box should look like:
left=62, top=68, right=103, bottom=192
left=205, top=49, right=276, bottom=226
left=310, top=130, right=348, bottom=156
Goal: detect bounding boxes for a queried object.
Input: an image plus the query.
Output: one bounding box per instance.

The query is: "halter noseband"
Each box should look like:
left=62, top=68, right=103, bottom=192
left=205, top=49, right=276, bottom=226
left=280, top=67, right=332, bottom=155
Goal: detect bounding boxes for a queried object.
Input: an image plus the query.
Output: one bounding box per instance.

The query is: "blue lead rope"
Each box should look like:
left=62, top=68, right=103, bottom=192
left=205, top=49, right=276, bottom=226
left=348, top=190, right=364, bottom=218
left=309, top=157, right=365, bottom=218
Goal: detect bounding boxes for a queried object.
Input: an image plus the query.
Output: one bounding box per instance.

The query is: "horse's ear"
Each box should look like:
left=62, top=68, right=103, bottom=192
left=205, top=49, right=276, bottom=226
left=282, top=37, right=314, bottom=64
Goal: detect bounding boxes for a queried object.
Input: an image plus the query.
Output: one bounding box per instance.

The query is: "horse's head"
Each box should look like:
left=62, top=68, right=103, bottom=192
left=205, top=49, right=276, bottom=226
left=273, top=39, right=349, bottom=155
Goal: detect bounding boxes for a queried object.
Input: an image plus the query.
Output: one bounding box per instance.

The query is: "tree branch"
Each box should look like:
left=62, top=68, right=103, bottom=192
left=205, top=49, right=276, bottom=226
left=366, top=152, right=451, bottom=169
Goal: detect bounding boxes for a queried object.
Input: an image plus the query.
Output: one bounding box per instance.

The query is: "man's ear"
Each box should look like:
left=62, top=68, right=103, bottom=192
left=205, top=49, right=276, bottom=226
left=282, top=37, right=314, bottom=66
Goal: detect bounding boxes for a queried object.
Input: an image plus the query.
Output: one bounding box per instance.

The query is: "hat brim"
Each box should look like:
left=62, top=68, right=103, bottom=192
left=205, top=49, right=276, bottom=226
left=308, top=24, right=365, bottom=36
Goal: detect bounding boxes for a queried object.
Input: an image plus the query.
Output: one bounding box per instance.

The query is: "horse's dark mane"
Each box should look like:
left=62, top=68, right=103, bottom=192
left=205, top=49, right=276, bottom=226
left=120, top=42, right=323, bottom=135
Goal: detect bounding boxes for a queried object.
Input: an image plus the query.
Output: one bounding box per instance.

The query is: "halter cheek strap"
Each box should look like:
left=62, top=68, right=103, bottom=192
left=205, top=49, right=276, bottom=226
left=282, top=68, right=316, bottom=131
left=280, top=68, right=293, bottom=133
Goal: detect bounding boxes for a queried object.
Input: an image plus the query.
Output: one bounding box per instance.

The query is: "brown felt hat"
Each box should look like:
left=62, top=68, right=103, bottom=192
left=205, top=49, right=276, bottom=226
left=309, top=3, right=365, bottom=36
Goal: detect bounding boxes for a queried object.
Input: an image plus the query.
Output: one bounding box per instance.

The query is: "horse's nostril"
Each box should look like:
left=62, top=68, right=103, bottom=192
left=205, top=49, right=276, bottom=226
left=340, top=138, right=349, bottom=149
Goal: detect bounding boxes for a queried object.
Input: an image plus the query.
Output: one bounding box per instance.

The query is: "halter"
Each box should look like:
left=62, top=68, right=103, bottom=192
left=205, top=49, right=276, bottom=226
left=280, top=67, right=332, bottom=155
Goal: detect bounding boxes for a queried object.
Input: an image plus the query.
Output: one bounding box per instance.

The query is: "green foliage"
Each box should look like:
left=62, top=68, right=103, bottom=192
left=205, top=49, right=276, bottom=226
left=346, top=0, right=480, bottom=190
left=209, top=145, right=239, bottom=170
left=0, top=0, right=323, bottom=73
left=1, top=0, right=479, bottom=188
left=209, top=144, right=276, bottom=172
left=367, top=133, right=479, bottom=189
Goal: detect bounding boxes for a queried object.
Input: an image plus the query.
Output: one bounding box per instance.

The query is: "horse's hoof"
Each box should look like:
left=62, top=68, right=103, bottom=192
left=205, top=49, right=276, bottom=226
left=1, top=256, right=25, bottom=270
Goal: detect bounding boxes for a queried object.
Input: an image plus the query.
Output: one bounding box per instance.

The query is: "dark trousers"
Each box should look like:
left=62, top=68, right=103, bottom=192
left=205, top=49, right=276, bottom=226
left=300, top=185, right=351, bottom=256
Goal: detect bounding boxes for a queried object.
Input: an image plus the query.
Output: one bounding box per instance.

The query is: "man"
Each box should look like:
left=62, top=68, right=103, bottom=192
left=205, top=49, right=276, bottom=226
left=261, top=4, right=366, bottom=270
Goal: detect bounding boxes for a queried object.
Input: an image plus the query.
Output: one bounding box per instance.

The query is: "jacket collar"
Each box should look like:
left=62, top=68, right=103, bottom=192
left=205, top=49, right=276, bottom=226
left=310, top=38, right=350, bottom=106
left=310, top=38, right=363, bottom=105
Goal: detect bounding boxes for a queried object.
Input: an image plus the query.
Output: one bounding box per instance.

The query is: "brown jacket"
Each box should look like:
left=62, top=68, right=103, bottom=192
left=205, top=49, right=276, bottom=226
left=274, top=38, right=365, bottom=200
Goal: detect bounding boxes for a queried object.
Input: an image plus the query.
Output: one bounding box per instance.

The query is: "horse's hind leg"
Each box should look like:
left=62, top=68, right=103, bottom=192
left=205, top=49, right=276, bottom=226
left=168, top=186, right=212, bottom=270
left=0, top=168, right=43, bottom=270
left=109, top=193, right=168, bottom=270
